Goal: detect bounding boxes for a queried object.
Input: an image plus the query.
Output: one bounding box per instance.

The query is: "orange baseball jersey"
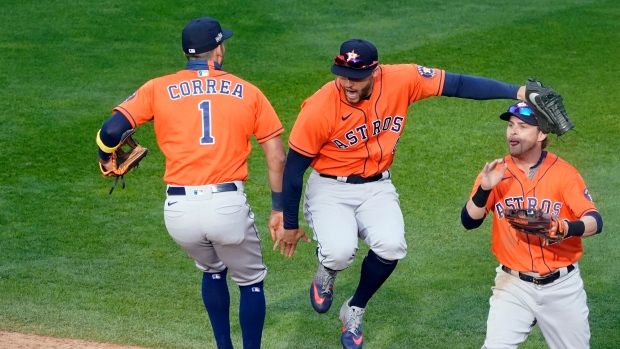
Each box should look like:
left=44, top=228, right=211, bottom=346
left=114, top=61, right=283, bottom=186
left=471, top=152, right=598, bottom=274
left=288, top=64, right=445, bottom=177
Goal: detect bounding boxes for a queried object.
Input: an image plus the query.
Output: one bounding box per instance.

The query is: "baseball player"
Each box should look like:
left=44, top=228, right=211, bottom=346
left=273, top=39, right=533, bottom=349
left=461, top=102, right=603, bottom=348
left=96, top=17, right=286, bottom=349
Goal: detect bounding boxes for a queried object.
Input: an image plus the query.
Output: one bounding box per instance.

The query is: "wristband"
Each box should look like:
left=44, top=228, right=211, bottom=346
left=271, top=190, right=283, bottom=212
left=471, top=185, right=491, bottom=208
left=96, top=129, right=119, bottom=154
left=566, top=220, right=585, bottom=237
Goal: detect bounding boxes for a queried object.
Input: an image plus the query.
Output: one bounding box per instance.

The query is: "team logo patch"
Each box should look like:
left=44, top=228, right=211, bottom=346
left=417, top=65, right=437, bottom=79
left=198, top=70, right=209, bottom=77
left=584, top=188, right=593, bottom=202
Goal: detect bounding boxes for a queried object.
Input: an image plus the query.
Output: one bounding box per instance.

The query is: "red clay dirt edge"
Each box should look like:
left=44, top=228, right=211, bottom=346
left=0, top=331, right=149, bottom=349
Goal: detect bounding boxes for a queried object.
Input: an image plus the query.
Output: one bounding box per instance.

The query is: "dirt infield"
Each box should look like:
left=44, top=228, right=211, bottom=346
left=0, top=332, right=148, bottom=349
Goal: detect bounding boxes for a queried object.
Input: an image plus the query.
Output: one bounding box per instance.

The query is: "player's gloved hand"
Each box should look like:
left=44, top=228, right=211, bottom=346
left=505, top=208, right=568, bottom=246
left=98, top=129, right=148, bottom=194
left=523, top=78, right=574, bottom=136
left=99, top=157, right=114, bottom=172
left=273, top=226, right=311, bottom=257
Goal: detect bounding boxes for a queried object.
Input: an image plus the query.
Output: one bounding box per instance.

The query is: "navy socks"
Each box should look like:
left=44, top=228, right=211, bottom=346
left=202, top=269, right=233, bottom=349
left=239, top=281, right=266, bottom=349
left=350, top=249, right=398, bottom=309
left=202, top=269, right=265, bottom=349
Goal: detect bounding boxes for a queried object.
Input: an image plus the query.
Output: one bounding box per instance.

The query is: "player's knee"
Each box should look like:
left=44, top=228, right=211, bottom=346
left=318, top=245, right=357, bottom=270
left=370, top=239, right=407, bottom=261
left=326, top=259, right=353, bottom=271
left=231, top=269, right=267, bottom=287
left=368, top=249, right=397, bottom=264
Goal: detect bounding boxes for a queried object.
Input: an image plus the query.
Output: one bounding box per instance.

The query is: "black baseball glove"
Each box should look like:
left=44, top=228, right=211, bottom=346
left=524, top=78, right=574, bottom=136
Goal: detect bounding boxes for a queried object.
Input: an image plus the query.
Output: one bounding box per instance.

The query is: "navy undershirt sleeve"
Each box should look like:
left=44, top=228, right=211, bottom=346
left=442, top=72, right=520, bottom=100
left=282, top=149, right=314, bottom=229
left=98, top=111, right=133, bottom=160
left=461, top=204, right=485, bottom=230
left=585, top=211, right=603, bottom=234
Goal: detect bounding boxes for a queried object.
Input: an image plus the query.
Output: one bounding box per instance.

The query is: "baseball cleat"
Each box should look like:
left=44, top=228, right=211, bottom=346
left=339, top=297, right=365, bottom=349
left=310, top=263, right=338, bottom=313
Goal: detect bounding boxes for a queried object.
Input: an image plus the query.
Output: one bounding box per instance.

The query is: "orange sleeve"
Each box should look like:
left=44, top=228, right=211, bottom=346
left=113, top=80, right=155, bottom=128
left=254, top=91, right=284, bottom=143
left=288, top=94, right=334, bottom=157
left=562, top=170, right=598, bottom=218
left=407, top=64, right=446, bottom=103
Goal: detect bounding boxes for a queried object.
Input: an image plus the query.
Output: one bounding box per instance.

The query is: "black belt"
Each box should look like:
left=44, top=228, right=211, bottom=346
left=501, top=265, right=575, bottom=285
left=167, top=183, right=238, bottom=195
left=319, top=173, right=384, bottom=184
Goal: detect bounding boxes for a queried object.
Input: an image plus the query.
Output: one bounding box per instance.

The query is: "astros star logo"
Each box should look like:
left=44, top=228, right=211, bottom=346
left=346, top=50, right=359, bottom=62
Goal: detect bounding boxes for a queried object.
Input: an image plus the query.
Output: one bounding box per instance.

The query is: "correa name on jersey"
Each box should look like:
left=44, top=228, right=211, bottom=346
left=495, top=197, right=563, bottom=219
left=167, top=78, right=244, bottom=100
left=332, top=116, right=404, bottom=149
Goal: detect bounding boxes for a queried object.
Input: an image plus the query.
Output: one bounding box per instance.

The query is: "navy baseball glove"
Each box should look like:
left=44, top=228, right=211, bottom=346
left=524, top=78, right=574, bottom=136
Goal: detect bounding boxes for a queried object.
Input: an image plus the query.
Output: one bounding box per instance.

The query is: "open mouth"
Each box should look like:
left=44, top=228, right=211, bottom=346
left=345, top=89, right=357, bottom=99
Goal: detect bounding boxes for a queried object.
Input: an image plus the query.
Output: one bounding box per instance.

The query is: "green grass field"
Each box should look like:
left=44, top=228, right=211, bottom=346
left=1, top=0, right=618, bottom=348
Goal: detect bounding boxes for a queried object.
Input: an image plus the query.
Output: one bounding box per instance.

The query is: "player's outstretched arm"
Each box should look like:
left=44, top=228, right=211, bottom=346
left=259, top=135, right=286, bottom=240
left=273, top=149, right=313, bottom=257
left=442, top=73, right=521, bottom=101
left=517, top=85, right=526, bottom=101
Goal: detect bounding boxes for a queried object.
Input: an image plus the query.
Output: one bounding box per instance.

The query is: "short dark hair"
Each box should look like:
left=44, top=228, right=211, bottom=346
left=541, top=137, right=549, bottom=150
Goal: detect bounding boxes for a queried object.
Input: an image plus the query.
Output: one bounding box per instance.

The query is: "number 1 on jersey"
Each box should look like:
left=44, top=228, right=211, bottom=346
left=199, top=100, right=215, bottom=144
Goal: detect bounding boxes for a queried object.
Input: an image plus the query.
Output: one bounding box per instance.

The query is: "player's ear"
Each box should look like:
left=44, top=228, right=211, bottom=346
left=371, top=68, right=379, bottom=78
left=537, top=131, right=548, bottom=142
left=212, top=44, right=224, bottom=64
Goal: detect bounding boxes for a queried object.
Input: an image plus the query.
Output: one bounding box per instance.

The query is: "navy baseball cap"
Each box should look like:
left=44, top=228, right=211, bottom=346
left=182, top=17, right=233, bottom=54
left=331, top=39, right=379, bottom=79
left=499, top=102, right=538, bottom=126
